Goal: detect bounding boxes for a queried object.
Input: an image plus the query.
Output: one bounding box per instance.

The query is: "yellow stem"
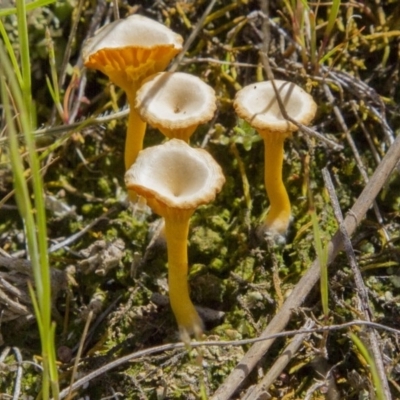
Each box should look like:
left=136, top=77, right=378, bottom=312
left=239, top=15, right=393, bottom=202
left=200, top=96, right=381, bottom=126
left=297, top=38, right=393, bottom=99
left=164, top=213, right=203, bottom=341
left=263, top=133, right=291, bottom=235
left=125, top=94, right=147, bottom=170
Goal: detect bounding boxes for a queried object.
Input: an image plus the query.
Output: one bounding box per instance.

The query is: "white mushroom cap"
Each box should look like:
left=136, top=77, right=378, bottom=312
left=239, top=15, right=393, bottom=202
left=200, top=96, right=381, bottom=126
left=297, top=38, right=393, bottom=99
left=124, top=139, right=225, bottom=213
left=82, top=14, right=183, bottom=61
left=233, top=80, right=317, bottom=134
left=135, top=72, right=217, bottom=141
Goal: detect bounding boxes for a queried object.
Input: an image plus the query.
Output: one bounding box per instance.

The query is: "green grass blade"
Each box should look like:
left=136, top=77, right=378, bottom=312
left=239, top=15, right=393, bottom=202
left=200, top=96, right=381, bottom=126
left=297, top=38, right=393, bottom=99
left=16, top=1, right=57, bottom=387
left=0, top=75, right=42, bottom=297
left=49, top=323, right=61, bottom=399
left=1, top=79, right=31, bottom=223
left=16, top=0, right=33, bottom=128
left=0, top=0, right=56, bottom=17
left=324, top=0, right=341, bottom=42
left=309, top=10, right=317, bottom=69
left=0, top=30, right=59, bottom=398
left=45, top=27, right=61, bottom=105
left=28, top=281, right=45, bottom=339
left=0, top=20, right=23, bottom=87
left=13, top=0, right=51, bottom=328
left=311, top=208, right=329, bottom=317
left=349, top=333, right=385, bottom=400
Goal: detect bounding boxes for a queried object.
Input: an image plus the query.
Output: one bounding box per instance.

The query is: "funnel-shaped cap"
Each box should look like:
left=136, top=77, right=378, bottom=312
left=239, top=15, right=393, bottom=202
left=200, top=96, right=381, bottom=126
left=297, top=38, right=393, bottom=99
left=83, top=14, right=183, bottom=91
left=125, top=139, right=225, bottom=215
left=234, top=80, right=317, bottom=136
left=135, top=72, right=217, bottom=141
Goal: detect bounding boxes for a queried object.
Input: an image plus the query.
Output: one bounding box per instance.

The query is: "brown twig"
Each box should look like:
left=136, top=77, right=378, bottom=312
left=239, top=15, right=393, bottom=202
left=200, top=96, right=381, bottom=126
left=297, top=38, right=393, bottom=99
left=211, top=127, right=400, bottom=400
left=48, top=206, right=119, bottom=253
left=11, top=347, right=22, bottom=400
left=322, top=167, right=392, bottom=400
left=68, top=0, right=108, bottom=124
left=169, top=0, right=218, bottom=73
left=66, top=310, right=93, bottom=400
left=255, top=7, right=343, bottom=151
left=241, top=318, right=316, bottom=400
left=322, top=82, right=390, bottom=243
left=54, top=319, right=400, bottom=399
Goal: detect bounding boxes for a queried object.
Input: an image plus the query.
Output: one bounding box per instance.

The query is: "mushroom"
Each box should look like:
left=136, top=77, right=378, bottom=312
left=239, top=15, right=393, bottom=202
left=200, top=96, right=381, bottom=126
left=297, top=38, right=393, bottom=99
left=135, top=72, right=217, bottom=142
left=82, top=14, right=183, bottom=169
left=124, top=139, right=225, bottom=341
left=233, top=80, right=317, bottom=236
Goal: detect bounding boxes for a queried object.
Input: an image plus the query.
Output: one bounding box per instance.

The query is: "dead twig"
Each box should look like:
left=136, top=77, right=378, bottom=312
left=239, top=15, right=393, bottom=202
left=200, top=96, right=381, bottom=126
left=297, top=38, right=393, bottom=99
left=241, top=318, right=315, bottom=400
left=0, top=256, right=68, bottom=323
left=255, top=7, right=343, bottom=151
left=322, top=82, right=390, bottom=243
left=322, top=168, right=392, bottom=400
left=48, top=206, right=119, bottom=253
left=11, top=347, right=23, bottom=400
left=169, top=0, right=218, bottom=73
left=66, top=311, right=93, bottom=400
left=211, top=127, right=400, bottom=400
left=55, top=319, right=400, bottom=400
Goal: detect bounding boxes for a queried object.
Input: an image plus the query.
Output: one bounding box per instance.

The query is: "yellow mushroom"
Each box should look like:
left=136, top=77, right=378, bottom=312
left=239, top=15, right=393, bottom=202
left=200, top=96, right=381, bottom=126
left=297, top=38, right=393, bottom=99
left=233, top=80, right=317, bottom=236
left=124, top=139, right=225, bottom=341
left=82, top=14, right=183, bottom=169
left=135, top=71, right=217, bottom=142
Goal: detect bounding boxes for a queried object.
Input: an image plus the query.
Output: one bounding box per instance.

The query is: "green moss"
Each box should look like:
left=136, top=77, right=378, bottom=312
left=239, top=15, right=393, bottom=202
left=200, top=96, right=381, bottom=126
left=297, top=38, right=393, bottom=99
left=191, top=226, right=223, bottom=255
left=234, top=257, right=256, bottom=282
left=209, top=257, right=224, bottom=271
left=97, top=176, right=112, bottom=196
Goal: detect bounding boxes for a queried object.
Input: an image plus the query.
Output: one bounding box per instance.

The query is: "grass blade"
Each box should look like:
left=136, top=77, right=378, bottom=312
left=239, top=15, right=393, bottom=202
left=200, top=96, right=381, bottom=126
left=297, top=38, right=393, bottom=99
left=0, top=0, right=56, bottom=17
left=0, top=25, right=59, bottom=399
left=310, top=206, right=329, bottom=318
left=349, top=333, right=385, bottom=400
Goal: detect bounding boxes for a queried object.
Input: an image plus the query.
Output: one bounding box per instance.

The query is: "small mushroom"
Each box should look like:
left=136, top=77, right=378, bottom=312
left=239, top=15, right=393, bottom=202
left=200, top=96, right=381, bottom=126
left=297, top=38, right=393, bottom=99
left=82, top=14, right=183, bottom=169
left=135, top=72, right=217, bottom=142
left=233, top=80, right=317, bottom=236
left=125, top=139, right=225, bottom=341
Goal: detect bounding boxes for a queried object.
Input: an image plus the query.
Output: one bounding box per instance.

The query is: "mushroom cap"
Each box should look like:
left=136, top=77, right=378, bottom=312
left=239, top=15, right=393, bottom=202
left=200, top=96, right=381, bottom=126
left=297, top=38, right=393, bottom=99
left=135, top=72, right=217, bottom=141
left=233, top=80, right=317, bottom=135
left=124, top=139, right=225, bottom=214
left=82, top=15, right=183, bottom=92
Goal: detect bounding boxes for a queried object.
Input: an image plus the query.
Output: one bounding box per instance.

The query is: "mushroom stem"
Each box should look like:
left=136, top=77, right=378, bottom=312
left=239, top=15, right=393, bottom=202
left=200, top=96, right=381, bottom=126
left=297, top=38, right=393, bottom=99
left=164, top=212, right=203, bottom=341
left=125, top=94, right=146, bottom=170
left=262, top=132, right=291, bottom=235
left=233, top=80, right=317, bottom=237
left=125, top=139, right=225, bottom=339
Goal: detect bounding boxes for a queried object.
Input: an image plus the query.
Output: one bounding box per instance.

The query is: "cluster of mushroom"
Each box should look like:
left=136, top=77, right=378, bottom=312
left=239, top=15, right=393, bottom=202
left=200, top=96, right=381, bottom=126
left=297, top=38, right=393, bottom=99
left=83, top=14, right=224, bottom=341
left=83, top=14, right=317, bottom=340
